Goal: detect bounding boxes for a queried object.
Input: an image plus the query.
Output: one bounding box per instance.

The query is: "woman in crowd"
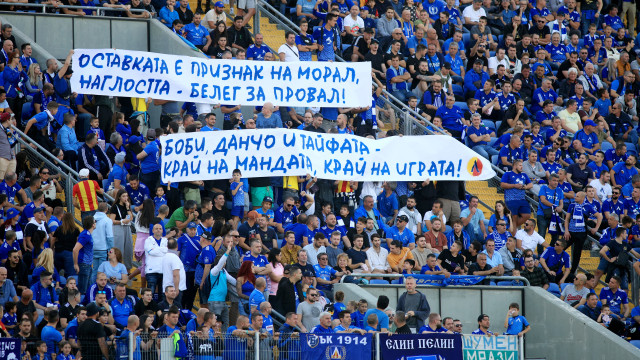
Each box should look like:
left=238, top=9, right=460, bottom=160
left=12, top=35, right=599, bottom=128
left=110, top=189, right=134, bottom=271
left=98, top=247, right=129, bottom=290
left=235, top=260, right=256, bottom=316
left=31, top=248, right=62, bottom=288
left=3, top=49, right=22, bottom=119
left=488, top=200, right=514, bottom=234
left=130, top=198, right=156, bottom=286
left=267, top=248, right=284, bottom=305
left=52, top=212, right=80, bottom=277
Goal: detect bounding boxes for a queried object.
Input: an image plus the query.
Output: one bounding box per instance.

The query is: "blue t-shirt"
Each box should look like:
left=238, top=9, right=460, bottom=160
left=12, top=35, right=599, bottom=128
left=501, top=171, right=531, bottom=201
left=110, top=296, right=135, bottom=327
left=178, top=234, right=201, bottom=272
left=183, top=23, right=209, bottom=46
left=274, top=206, right=300, bottom=228
left=231, top=181, right=244, bottom=207
left=77, top=230, right=94, bottom=265
left=541, top=246, right=571, bottom=270
left=624, top=197, right=640, bottom=218
left=247, top=44, right=271, bottom=60
left=385, top=226, right=415, bottom=248
left=314, top=264, right=337, bottom=291
left=248, top=288, right=266, bottom=311
left=106, top=164, right=127, bottom=190
left=0, top=180, right=21, bottom=204
left=41, top=325, right=62, bottom=356
left=536, top=185, right=563, bottom=216
left=574, top=129, right=599, bottom=150
left=364, top=308, right=389, bottom=331
left=377, top=192, right=398, bottom=218
left=195, top=245, right=216, bottom=285
left=612, top=162, right=638, bottom=187
left=466, top=125, right=491, bottom=146
left=599, top=287, right=628, bottom=316
left=498, top=146, right=524, bottom=171
left=605, top=149, right=626, bottom=167
left=126, top=183, right=150, bottom=207
left=140, top=141, right=160, bottom=174
left=602, top=198, right=625, bottom=216
left=505, top=315, right=530, bottom=335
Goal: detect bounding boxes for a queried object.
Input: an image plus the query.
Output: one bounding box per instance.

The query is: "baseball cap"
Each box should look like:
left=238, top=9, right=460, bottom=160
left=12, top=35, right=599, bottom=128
left=474, top=59, right=484, bottom=65
left=263, top=196, right=273, bottom=203
left=146, top=129, right=156, bottom=141
left=397, top=214, right=409, bottom=223
left=371, top=39, right=379, bottom=44
left=5, top=208, right=19, bottom=220
left=303, top=270, right=314, bottom=277
left=129, top=135, right=142, bottom=144
left=187, top=222, right=198, bottom=228
left=584, top=119, right=597, bottom=127
left=115, top=152, right=126, bottom=164
left=215, top=1, right=223, bottom=6
left=86, top=303, right=100, bottom=317
left=557, top=8, right=567, bottom=15
left=361, top=6, right=370, bottom=11
left=79, top=169, right=90, bottom=178
left=201, top=231, right=212, bottom=240
left=33, top=207, right=44, bottom=214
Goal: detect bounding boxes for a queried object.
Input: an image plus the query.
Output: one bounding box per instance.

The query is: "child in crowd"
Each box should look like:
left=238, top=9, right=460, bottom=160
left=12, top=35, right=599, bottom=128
left=504, top=303, right=531, bottom=336
left=113, top=112, right=132, bottom=145
left=56, top=341, right=74, bottom=360
left=594, top=88, right=612, bottom=118
left=230, top=169, right=245, bottom=223
left=597, top=304, right=620, bottom=327
left=332, top=291, right=346, bottom=320
left=351, top=299, right=368, bottom=329
left=86, top=117, right=105, bottom=141
left=33, top=341, right=50, bottom=360
left=2, top=301, right=17, bottom=335
left=154, top=186, right=167, bottom=216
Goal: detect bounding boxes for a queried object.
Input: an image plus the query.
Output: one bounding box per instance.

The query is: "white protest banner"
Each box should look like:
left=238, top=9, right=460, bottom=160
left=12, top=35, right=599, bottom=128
left=462, top=335, right=519, bottom=360
left=70, top=49, right=372, bottom=107
left=160, top=129, right=496, bottom=183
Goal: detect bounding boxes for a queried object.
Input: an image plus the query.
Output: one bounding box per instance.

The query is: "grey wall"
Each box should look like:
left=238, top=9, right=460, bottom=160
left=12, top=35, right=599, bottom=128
left=524, top=286, right=640, bottom=360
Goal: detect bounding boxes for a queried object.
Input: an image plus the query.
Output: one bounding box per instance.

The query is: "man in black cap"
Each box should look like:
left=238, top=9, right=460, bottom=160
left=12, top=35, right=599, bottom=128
left=78, top=303, right=109, bottom=360
left=347, top=28, right=375, bottom=62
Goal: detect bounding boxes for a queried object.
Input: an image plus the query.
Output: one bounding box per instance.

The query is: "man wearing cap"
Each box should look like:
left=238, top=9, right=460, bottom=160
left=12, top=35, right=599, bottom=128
left=464, top=59, right=491, bottom=98
left=256, top=196, right=275, bottom=224
left=137, top=129, right=161, bottom=190
left=106, top=152, right=128, bottom=195
left=23, top=206, right=49, bottom=258
left=204, top=1, right=226, bottom=29
left=78, top=303, right=109, bottom=360
left=347, top=27, right=374, bottom=62
left=386, top=214, right=416, bottom=250
left=73, top=169, right=103, bottom=220
left=78, top=133, right=111, bottom=182
left=573, top=119, right=601, bottom=155
left=30, top=271, right=58, bottom=317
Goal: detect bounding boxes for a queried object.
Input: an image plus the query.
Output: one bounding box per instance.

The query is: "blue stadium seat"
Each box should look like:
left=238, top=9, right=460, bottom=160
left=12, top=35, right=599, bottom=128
left=496, top=121, right=502, bottom=130
left=456, top=102, right=469, bottom=112
left=482, top=120, right=495, bottom=131
left=601, top=141, right=614, bottom=152
left=561, top=283, right=570, bottom=291
left=625, top=144, right=638, bottom=156
left=370, top=279, right=390, bottom=285
left=548, top=283, right=561, bottom=297
left=462, top=33, right=471, bottom=50
left=491, top=155, right=499, bottom=165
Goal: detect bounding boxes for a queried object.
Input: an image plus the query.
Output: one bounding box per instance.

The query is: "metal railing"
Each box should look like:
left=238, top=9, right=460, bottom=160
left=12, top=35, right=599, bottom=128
left=0, top=2, right=150, bottom=16
left=340, top=273, right=531, bottom=287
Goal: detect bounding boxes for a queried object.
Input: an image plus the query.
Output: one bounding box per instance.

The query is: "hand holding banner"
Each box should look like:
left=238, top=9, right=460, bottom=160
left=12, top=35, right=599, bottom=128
left=159, top=129, right=496, bottom=183
left=70, top=49, right=372, bottom=107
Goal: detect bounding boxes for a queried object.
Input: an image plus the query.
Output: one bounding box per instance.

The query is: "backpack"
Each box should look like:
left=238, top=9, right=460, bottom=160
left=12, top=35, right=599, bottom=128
left=172, top=332, right=188, bottom=359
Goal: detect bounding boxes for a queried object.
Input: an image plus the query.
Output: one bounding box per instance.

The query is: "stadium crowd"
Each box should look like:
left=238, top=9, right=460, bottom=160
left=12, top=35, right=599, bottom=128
left=0, top=0, right=640, bottom=357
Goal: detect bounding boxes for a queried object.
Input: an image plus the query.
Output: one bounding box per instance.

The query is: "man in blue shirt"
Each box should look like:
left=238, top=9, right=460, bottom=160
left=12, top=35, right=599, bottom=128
left=274, top=196, right=300, bottom=234
left=536, top=174, right=564, bottom=242
left=499, top=129, right=524, bottom=172
left=314, top=254, right=341, bottom=300
left=501, top=160, right=532, bottom=229
left=73, top=216, right=96, bottom=294
left=386, top=54, right=413, bottom=102
left=248, top=278, right=267, bottom=313
left=435, top=94, right=468, bottom=138
left=31, top=271, right=58, bottom=312
left=364, top=296, right=390, bottom=331
left=603, top=188, right=625, bottom=217
left=126, top=175, right=150, bottom=214
left=136, top=129, right=160, bottom=191
left=56, top=113, right=83, bottom=166
left=183, top=13, right=212, bottom=52
left=311, top=312, right=335, bottom=333
left=200, top=113, right=220, bottom=131
left=573, top=119, right=600, bottom=154
left=464, top=59, right=490, bottom=98
left=385, top=214, right=415, bottom=249
left=109, top=284, right=134, bottom=329
left=41, top=309, right=62, bottom=359
left=540, top=240, right=571, bottom=284
left=599, top=276, right=629, bottom=319
left=314, top=13, right=338, bottom=61
left=611, top=155, right=638, bottom=188
left=120, top=314, right=142, bottom=360
left=247, top=33, right=271, bottom=60
left=531, top=78, right=559, bottom=114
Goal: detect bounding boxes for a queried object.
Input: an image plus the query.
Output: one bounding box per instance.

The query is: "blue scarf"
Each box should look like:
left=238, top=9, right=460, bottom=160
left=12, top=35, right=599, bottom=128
left=572, top=203, right=585, bottom=227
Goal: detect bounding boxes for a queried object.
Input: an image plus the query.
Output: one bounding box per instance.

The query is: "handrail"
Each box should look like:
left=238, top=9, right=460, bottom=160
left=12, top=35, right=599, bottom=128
left=0, top=2, right=150, bottom=16
left=339, top=273, right=531, bottom=287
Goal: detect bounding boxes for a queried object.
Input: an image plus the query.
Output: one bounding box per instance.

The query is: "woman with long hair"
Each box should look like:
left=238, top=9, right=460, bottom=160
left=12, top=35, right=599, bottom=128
left=129, top=198, right=156, bottom=284
left=98, top=247, right=129, bottom=290
left=30, top=229, right=49, bottom=267
left=3, top=49, right=23, bottom=119
left=235, top=260, right=256, bottom=316
left=210, top=21, right=227, bottom=45
left=31, top=248, right=61, bottom=288
left=267, top=248, right=284, bottom=304
left=52, top=212, right=80, bottom=277
left=25, top=63, right=43, bottom=98
left=109, top=189, right=134, bottom=271
left=488, top=200, right=514, bottom=234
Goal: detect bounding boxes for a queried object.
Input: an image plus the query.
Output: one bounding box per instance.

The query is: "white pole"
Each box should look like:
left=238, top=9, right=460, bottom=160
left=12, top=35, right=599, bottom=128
left=519, top=335, right=524, bottom=360
left=375, top=332, right=381, bottom=360
left=255, top=331, right=260, bottom=360
left=129, top=330, right=134, bottom=360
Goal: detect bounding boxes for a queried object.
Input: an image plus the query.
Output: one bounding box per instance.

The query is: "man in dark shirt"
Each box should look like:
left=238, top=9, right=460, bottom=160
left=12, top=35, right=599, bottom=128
left=578, top=293, right=601, bottom=321
left=78, top=303, right=109, bottom=360
left=210, top=192, right=231, bottom=222
left=227, top=16, right=254, bottom=51
left=468, top=253, right=499, bottom=285
left=521, top=255, right=550, bottom=289
left=6, top=250, right=28, bottom=296
left=394, top=311, right=413, bottom=334
left=365, top=39, right=386, bottom=78
left=134, top=288, right=159, bottom=317
left=566, top=153, right=594, bottom=191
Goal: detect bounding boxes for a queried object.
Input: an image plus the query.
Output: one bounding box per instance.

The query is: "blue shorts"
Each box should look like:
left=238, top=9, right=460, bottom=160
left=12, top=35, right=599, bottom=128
left=597, top=257, right=609, bottom=271
left=507, top=200, right=532, bottom=216
left=231, top=205, right=244, bottom=218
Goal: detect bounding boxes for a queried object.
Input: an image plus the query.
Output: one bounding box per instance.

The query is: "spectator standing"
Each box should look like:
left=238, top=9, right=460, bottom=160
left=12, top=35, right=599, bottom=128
left=109, top=190, right=134, bottom=271
left=396, top=277, right=430, bottom=331
left=72, top=216, right=96, bottom=295
left=162, top=239, right=186, bottom=305
left=144, top=223, right=168, bottom=300
left=73, top=169, right=103, bottom=220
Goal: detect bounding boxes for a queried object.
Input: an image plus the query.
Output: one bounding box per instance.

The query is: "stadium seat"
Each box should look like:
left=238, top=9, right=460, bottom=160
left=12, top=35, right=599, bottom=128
left=370, top=279, right=390, bottom=285
left=482, top=120, right=495, bottom=131
left=548, top=283, right=561, bottom=297
left=561, top=283, right=569, bottom=292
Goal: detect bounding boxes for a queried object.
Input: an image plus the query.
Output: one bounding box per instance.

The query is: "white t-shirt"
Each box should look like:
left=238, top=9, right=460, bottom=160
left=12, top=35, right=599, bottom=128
left=424, top=211, right=447, bottom=227
left=302, top=244, right=326, bottom=265
left=488, top=56, right=509, bottom=74
left=162, top=252, right=187, bottom=291
left=462, top=6, right=486, bottom=24
left=278, top=43, right=300, bottom=62
left=343, top=15, right=365, bottom=35
left=589, top=179, right=612, bottom=203
left=203, top=10, right=226, bottom=29
left=515, top=229, right=545, bottom=251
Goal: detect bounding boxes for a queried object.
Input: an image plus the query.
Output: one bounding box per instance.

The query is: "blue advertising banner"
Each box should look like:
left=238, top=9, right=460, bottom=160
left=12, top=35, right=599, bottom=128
left=409, top=275, right=487, bottom=286
left=380, top=333, right=463, bottom=360
left=301, top=333, right=372, bottom=360
left=0, top=338, right=20, bottom=360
